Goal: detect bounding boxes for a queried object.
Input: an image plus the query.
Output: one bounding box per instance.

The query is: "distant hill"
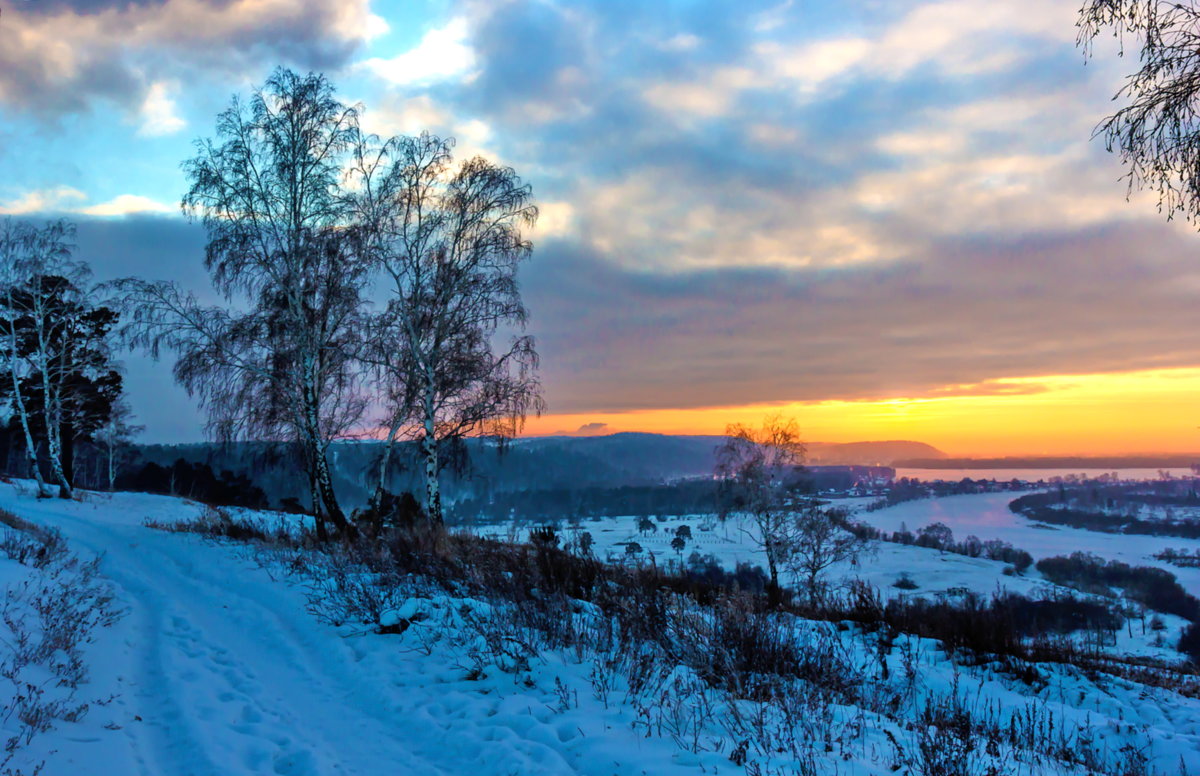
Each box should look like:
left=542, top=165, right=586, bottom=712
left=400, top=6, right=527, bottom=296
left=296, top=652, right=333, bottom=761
left=806, top=440, right=945, bottom=465
left=133, top=434, right=945, bottom=510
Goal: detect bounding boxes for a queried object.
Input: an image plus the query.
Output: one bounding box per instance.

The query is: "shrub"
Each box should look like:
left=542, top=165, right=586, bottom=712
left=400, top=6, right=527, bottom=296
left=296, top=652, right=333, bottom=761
left=1036, top=552, right=1200, bottom=622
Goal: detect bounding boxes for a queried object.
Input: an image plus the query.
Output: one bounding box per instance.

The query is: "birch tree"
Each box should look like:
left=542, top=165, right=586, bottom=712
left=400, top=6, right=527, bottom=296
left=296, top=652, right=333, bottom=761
left=93, top=398, right=142, bottom=490
left=785, top=505, right=862, bottom=604
left=0, top=221, right=51, bottom=497
left=0, top=219, right=83, bottom=498
left=715, top=414, right=807, bottom=601
left=1079, top=1, right=1200, bottom=223
left=118, top=69, right=368, bottom=538
left=351, top=132, right=542, bottom=525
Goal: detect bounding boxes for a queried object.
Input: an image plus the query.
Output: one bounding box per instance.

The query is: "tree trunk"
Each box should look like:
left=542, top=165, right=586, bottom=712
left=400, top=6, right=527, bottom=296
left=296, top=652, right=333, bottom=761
left=60, top=426, right=74, bottom=488
left=34, top=329, right=70, bottom=499
left=298, top=362, right=353, bottom=539
left=422, top=432, right=441, bottom=526
left=421, top=378, right=442, bottom=526
left=312, top=447, right=352, bottom=536
left=8, top=362, right=49, bottom=498
left=370, top=424, right=401, bottom=514
left=308, top=465, right=328, bottom=543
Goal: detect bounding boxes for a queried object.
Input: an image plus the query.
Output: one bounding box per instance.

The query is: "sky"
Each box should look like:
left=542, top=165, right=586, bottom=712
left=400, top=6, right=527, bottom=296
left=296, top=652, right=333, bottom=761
left=2, top=0, right=1200, bottom=456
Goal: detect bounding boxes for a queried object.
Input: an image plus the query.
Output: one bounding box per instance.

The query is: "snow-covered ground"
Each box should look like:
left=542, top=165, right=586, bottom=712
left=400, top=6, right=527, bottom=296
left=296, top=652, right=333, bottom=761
left=478, top=491, right=1200, bottom=659
left=0, top=485, right=699, bottom=775
left=861, top=491, right=1200, bottom=592
left=2, top=482, right=1200, bottom=774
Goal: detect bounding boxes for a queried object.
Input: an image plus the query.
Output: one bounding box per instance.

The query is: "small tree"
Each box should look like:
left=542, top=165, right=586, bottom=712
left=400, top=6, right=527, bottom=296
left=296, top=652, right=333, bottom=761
left=351, top=132, right=542, bottom=526
left=675, top=524, right=692, bottom=542
left=915, top=522, right=954, bottom=551
left=92, top=398, right=142, bottom=490
left=636, top=515, right=656, bottom=536
left=786, top=505, right=863, bottom=603
left=715, top=414, right=806, bottom=600
left=670, top=535, right=686, bottom=559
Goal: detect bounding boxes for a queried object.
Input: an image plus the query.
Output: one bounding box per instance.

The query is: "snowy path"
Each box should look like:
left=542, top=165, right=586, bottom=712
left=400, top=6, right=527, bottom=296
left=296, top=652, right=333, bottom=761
left=1, top=490, right=637, bottom=776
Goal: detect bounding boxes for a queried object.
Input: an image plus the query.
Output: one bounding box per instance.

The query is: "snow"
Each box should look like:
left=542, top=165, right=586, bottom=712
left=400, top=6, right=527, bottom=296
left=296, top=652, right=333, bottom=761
left=483, top=494, right=1200, bottom=659
left=861, top=491, right=1200, bottom=591
left=0, top=485, right=710, bottom=775
left=0, top=482, right=1199, bottom=774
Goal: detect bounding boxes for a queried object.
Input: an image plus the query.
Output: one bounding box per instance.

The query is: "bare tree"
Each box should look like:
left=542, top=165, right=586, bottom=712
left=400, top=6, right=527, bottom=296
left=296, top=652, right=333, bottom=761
left=715, top=414, right=806, bottom=599
left=0, top=221, right=50, bottom=497
left=350, top=132, right=543, bottom=525
left=0, top=219, right=85, bottom=499
left=92, top=398, right=142, bottom=491
left=119, top=69, right=368, bottom=538
left=1079, top=1, right=1200, bottom=222
left=786, top=505, right=863, bottom=604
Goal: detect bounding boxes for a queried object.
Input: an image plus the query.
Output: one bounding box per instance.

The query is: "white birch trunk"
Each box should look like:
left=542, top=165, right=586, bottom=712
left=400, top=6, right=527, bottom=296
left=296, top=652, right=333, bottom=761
left=421, top=373, right=442, bottom=526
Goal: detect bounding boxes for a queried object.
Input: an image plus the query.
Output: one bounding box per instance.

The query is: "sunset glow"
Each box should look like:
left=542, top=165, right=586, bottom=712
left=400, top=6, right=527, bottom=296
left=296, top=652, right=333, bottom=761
left=527, top=367, right=1200, bottom=457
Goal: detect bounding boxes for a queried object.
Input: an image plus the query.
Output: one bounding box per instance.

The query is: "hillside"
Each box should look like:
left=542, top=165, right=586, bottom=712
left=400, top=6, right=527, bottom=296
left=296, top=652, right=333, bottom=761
left=0, top=484, right=1195, bottom=774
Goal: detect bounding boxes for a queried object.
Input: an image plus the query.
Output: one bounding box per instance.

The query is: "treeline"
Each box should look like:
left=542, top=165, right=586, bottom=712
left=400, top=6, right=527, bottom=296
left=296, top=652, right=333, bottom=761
left=866, top=476, right=1029, bottom=511
left=1010, top=491, right=1200, bottom=539
left=114, top=459, right=268, bottom=509
left=849, top=520, right=1034, bottom=573
left=1036, top=552, right=1200, bottom=622
left=448, top=480, right=720, bottom=524
left=1034, top=551, right=1200, bottom=662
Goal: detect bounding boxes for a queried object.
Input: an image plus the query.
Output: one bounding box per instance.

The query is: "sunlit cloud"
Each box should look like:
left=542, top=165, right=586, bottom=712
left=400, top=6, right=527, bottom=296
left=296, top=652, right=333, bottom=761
left=0, top=189, right=173, bottom=217
left=77, top=195, right=174, bottom=217
left=525, top=367, right=1200, bottom=457
left=137, top=82, right=186, bottom=137
left=0, top=187, right=87, bottom=215
left=364, top=18, right=477, bottom=86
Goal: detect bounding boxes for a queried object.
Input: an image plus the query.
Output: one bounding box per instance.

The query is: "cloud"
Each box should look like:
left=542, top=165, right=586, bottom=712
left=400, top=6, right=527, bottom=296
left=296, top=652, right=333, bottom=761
left=10, top=0, right=1193, bottom=443
left=642, top=67, right=757, bottom=118
left=364, top=17, right=477, bottom=86
left=77, top=195, right=174, bottom=217
left=523, top=223, right=1200, bottom=415
left=0, top=187, right=87, bottom=214
left=137, top=81, right=186, bottom=136
left=0, top=0, right=382, bottom=116
left=557, top=422, right=610, bottom=437
left=0, top=188, right=173, bottom=217
left=534, top=202, right=574, bottom=237
left=924, top=380, right=1056, bottom=399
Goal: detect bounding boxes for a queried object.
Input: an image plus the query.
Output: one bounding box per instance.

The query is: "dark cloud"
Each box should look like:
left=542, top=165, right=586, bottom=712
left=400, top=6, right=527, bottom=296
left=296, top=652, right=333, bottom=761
left=0, top=0, right=373, bottom=116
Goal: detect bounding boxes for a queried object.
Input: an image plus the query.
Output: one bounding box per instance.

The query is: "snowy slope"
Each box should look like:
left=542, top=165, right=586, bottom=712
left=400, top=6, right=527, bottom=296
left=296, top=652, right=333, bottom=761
left=0, top=485, right=698, bottom=775
left=2, top=482, right=1200, bottom=775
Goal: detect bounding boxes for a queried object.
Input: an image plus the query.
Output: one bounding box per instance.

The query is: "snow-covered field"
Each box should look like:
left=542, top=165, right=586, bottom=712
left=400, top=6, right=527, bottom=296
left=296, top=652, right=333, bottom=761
left=478, top=490, right=1200, bottom=659
left=862, top=491, right=1200, bottom=592
left=2, top=482, right=1200, bottom=774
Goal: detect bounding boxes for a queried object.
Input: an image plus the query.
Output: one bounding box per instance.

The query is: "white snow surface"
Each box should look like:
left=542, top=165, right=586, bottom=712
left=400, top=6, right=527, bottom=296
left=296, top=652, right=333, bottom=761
left=0, top=484, right=696, bottom=775
left=3, top=483, right=1200, bottom=774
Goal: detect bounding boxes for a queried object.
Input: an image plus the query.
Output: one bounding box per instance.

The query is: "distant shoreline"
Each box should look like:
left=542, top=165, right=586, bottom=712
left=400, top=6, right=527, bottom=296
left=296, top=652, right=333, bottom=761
left=895, top=456, right=1200, bottom=470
